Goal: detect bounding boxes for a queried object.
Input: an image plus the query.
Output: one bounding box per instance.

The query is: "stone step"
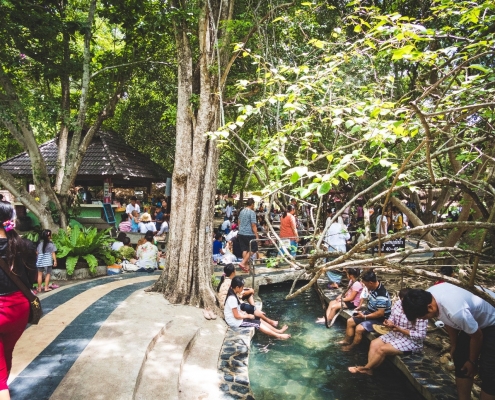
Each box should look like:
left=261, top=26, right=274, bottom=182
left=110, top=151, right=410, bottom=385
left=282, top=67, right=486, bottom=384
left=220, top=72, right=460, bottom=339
left=133, top=320, right=201, bottom=400
left=178, top=321, right=227, bottom=400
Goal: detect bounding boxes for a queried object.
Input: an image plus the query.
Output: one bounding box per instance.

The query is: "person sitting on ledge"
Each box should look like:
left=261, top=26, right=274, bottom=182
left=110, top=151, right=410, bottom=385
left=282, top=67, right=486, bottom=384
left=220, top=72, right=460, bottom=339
left=316, top=268, right=362, bottom=327
left=111, top=232, right=127, bottom=251
left=119, top=213, right=131, bottom=232
left=402, top=284, right=495, bottom=400
left=348, top=288, right=428, bottom=375
left=138, top=213, right=157, bottom=234
left=224, top=276, right=290, bottom=340
left=217, top=264, right=279, bottom=327
left=338, top=271, right=391, bottom=351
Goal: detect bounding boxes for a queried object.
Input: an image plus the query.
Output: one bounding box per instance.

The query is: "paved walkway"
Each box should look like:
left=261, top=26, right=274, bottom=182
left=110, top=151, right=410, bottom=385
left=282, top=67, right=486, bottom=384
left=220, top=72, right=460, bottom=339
left=9, top=273, right=227, bottom=400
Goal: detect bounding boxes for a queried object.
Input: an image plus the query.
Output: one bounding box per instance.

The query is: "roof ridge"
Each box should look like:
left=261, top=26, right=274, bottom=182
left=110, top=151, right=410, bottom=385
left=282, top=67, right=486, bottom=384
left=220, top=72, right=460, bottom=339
left=98, top=130, right=119, bottom=176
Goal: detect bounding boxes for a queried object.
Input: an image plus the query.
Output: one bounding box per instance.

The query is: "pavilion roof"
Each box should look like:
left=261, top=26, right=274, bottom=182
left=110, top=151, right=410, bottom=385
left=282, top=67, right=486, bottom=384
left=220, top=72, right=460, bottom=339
left=0, top=130, right=171, bottom=186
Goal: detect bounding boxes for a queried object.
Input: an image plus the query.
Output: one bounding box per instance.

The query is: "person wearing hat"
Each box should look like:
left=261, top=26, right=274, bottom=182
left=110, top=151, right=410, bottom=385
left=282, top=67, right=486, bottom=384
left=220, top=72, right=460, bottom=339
left=138, top=212, right=156, bottom=234
left=126, top=196, right=140, bottom=220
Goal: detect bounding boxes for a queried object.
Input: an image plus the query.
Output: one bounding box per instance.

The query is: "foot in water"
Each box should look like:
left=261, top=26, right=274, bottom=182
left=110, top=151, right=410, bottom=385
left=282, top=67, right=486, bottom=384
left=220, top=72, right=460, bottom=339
left=337, top=340, right=350, bottom=345
left=316, top=317, right=326, bottom=324
left=348, top=366, right=373, bottom=375
left=279, top=325, right=288, bottom=333
left=342, top=344, right=354, bottom=352
left=277, top=333, right=291, bottom=340
left=270, top=320, right=279, bottom=327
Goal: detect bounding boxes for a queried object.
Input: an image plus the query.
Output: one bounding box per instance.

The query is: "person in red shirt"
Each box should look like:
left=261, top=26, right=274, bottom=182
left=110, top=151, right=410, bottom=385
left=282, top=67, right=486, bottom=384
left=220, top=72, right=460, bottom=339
left=279, top=205, right=298, bottom=256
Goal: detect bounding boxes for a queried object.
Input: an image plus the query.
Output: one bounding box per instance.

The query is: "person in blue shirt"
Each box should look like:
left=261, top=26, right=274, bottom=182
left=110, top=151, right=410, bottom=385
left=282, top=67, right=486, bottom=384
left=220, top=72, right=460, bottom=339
left=212, top=233, right=224, bottom=263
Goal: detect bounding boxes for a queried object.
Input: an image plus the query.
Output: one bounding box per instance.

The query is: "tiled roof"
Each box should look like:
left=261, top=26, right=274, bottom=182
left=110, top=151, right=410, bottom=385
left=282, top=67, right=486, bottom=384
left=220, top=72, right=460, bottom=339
left=0, top=131, right=171, bottom=181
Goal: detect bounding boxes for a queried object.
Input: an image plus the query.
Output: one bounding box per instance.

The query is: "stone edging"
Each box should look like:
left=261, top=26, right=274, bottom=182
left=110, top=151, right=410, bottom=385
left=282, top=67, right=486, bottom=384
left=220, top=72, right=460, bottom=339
left=218, top=326, right=255, bottom=400
left=51, top=266, right=107, bottom=280
left=315, top=278, right=458, bottom=400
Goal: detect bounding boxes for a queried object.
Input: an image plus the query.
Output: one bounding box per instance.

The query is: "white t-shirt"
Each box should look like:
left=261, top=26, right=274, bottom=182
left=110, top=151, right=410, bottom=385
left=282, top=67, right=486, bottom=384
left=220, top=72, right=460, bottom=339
left=225, top=205, right=234, bottom=218
left=428, top=283, right=495, bottom=334
left=157, top=221, right=169, bottom=235
left=225, top=230, right=238, bottom=242
left=376, top=215, right=388, bottom=234
left=221, top=220, right=231, bottom=231
left=139, top=221, right=156, bottom=233
left=111, top=241, right=124, bottom=251
left=224, top=295, right=242, bottom=328
left=126, top=203, right=140, bottom=216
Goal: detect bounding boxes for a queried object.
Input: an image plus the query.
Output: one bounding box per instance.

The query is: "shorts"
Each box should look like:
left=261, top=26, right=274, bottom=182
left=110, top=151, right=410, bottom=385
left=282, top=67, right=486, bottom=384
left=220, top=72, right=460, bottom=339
left=37, top=265, right=53, bottom=275
left=344, top=301, right=356, bottom=310
left=237, top=234, right=258, bottom=253
left=352, top=315, right=385, bottom=332
left=453, top=326, right=495, bottom=395
left=240, top=317, right=261, bottom=329
left=240, top=303, right=256, bottom=314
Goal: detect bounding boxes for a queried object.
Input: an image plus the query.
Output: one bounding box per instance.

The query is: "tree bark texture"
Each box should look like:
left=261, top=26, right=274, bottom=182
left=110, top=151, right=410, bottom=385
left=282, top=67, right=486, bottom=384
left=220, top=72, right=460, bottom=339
left=153, top=0, right=235, bottom=308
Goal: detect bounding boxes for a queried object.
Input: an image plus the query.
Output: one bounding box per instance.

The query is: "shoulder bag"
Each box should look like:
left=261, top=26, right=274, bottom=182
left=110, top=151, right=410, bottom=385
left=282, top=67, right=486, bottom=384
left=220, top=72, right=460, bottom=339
left=0, top=258, right=42, bottom=324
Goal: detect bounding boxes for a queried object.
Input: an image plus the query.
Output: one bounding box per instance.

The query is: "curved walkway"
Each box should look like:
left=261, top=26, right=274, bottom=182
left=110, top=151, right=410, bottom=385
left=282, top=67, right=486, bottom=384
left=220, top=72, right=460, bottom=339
left=8, top=273, right=227, bottom=400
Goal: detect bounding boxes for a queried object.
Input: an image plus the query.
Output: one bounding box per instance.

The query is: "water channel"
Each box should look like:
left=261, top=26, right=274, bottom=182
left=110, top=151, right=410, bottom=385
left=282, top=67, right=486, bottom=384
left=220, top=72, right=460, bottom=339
left=249, top=281, right=423, bottom=400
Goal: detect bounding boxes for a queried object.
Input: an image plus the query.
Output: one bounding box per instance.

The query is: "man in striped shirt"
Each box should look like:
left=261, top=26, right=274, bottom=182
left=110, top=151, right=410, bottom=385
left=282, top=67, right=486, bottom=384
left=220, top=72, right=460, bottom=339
left=340, top=271, right=392, bottom=351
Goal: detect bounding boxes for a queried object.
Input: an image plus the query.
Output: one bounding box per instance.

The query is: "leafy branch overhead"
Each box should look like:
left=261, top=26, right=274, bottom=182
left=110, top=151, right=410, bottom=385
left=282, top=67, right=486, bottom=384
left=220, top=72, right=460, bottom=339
left=212, top=0, right=495, bottom=301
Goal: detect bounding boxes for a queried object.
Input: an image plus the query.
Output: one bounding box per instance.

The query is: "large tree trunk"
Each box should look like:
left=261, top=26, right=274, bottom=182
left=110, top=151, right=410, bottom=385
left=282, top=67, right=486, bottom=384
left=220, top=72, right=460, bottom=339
left=152, top=0, right=234, bottom=309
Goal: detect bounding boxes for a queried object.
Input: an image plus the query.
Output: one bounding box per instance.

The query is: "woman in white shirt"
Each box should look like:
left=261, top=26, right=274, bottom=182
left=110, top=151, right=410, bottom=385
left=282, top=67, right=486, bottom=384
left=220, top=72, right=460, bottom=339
left=135, top=231, right=159, bottom=270
left=224, top=276, right=291, bottom=340
left=323, top=208, right=350, bottom=289
left=138, top=212, right=157, bottom=234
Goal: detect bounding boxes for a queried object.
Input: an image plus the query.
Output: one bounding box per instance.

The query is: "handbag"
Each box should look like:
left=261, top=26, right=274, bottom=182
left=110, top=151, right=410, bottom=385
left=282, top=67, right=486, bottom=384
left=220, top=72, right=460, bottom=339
left=0, top=258, right=43, bottom=325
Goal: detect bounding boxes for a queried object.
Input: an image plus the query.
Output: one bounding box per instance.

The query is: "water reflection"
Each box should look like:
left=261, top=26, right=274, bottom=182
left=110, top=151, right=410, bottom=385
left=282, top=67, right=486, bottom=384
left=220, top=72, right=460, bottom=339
left=249, top=281, right=422, bottom=400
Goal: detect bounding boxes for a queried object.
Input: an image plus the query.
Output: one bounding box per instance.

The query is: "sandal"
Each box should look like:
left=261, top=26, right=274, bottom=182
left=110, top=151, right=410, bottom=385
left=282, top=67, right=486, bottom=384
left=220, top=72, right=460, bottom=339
left=238, top=264, right=250, bottom=273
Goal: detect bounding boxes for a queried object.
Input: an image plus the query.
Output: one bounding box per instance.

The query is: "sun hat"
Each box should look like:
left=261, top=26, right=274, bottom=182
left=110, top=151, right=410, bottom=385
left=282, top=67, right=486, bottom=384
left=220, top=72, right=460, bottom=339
left=372, top=324, right=392, bottom=335
left=140, top=212, right=152, bottom=222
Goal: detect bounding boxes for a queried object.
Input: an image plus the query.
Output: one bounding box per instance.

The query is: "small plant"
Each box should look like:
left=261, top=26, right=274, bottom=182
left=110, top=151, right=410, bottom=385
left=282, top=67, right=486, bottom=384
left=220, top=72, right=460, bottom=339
left=53, top=226, right=115, bottom=275
left=211, top=274, right=220, bottom=288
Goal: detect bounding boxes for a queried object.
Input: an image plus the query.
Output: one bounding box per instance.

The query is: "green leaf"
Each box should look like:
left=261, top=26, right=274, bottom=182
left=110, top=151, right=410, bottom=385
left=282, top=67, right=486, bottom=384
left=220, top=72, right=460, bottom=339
left=470, top=64, right=490, bottom=74
left=290, top=171, right=299, bottom=183
left=355, top=170, right=365, bottom=177
left=338, top=171, right=349, bottom=180
left=391, top=45, right=415, bottom=61
left=66, top=256, right=79, bottom=276
left=82, top=254, right=99, bottom=273
left=317, top=182, right=331, bottom=196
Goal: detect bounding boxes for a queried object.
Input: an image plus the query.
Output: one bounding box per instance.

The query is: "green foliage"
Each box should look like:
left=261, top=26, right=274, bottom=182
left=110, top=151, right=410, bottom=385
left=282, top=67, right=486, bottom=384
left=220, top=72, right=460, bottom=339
left=118, top=246, right=136, bottom=260
left=53, top=226, right=115, bottom=275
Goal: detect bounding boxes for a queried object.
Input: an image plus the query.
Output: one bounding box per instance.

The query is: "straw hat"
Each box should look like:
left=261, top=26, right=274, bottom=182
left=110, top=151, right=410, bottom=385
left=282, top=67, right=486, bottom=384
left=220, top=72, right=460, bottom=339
left=372, top=324, right=392, bottom=335
left=140, top=212, right=152, bottom=222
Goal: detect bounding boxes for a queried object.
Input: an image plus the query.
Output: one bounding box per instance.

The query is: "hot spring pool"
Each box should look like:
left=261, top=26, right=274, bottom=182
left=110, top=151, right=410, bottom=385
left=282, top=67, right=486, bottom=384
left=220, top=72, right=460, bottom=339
left=249, top=281, right=423, bottom=400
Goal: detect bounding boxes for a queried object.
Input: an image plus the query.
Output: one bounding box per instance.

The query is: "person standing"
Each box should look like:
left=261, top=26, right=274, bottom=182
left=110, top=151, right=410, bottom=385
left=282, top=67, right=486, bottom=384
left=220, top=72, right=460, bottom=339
left=237, top=198, right=258, bottom=273
left=224, top=202, right=234, bottom=219
left=375, top=208, right=388, bottom=237
left=126, top=196, right=140, bottom=220
left=403, top=284, right=495, bottom=400
left=279, top=205, right=298, bottom=256
left=36, top=229, right=57, bottom=293
left=0, top=202, right=37, bottom=398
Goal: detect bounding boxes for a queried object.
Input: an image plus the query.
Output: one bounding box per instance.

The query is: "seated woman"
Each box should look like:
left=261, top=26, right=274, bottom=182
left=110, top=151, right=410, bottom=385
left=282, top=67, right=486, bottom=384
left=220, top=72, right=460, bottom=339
left=316, top=268, right=362, bottom=327
left=224, top=276, right=290, bottom=340
left=111, top=232, right=127, bottom=251
left=119, top=214, right=131, bottom=232
left=118, top=237, right=136, bottom=260
left=348, top=288, right=428, bottom=375
left=132, top=231, right=159, bottom=271
left=212, top=232, right=224, bottom=263
left=323, top=208, right=350, bottom=288
left=138, top=213, right=157, bottom=234
left=217, top=264, right=279, bottom=327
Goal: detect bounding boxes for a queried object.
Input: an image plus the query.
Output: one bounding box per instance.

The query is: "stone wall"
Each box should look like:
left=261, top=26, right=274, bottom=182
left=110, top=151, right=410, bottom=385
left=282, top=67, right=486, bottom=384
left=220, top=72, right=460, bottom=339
left=51, top=266, right=107, bottom=280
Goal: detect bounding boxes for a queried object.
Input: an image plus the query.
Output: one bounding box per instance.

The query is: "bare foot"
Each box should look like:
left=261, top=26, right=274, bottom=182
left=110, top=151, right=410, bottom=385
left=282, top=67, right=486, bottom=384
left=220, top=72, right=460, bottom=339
left=279, top=325, right=288, bottom=333
left=342, top=345, right=354, bottom=352
left=277, top=334, right=291, bottom=340
left=270, top=320, right=279, bottom=327
left=348, top=366, right=373, bottom=375
left=44, top=288, right=53, bottom=292
left=337, top=340, right=350, bottom=345
left=316, top=317, right=326, bottom=324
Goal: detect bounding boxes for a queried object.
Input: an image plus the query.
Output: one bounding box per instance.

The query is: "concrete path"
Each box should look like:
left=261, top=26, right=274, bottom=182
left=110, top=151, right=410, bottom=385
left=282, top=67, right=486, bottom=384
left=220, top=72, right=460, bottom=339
left=9, top=273, right=227, bottom=400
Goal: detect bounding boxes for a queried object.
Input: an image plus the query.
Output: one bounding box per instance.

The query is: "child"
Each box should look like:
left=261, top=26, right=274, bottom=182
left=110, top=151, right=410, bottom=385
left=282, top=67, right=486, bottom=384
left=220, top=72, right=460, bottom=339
left=213, top=232, right=224, bottom=263
left=36, top=229, right=57, bottom=293
left=130, top=210, right=140, bottom=232
left=224, top=276, right=291, bottom=340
